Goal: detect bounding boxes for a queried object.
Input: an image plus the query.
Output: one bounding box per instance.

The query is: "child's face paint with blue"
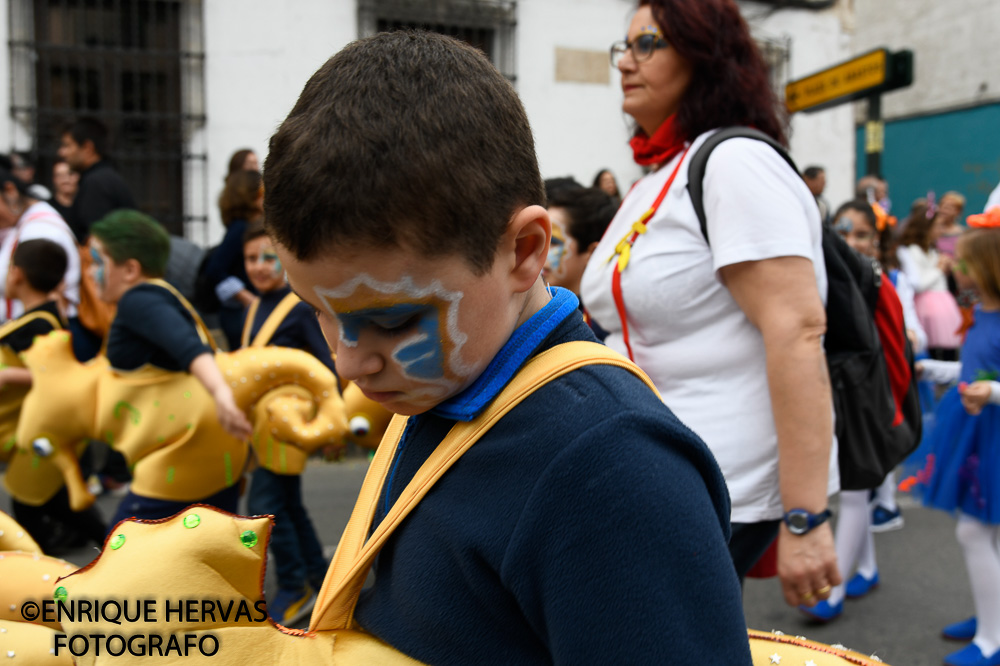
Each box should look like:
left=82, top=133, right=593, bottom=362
left=275, top=237, right=534, bottom=416
left=337, top=303, right=445, bottom=381
left=90, top=245, right=106, bottom=290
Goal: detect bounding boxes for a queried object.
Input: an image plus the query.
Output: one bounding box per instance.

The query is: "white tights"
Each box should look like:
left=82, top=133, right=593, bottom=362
left=874, top=472, right=897, bottom=512
left=956, top=515, right=1000, bottom=655
left=829, top=490, right=876, bottom=606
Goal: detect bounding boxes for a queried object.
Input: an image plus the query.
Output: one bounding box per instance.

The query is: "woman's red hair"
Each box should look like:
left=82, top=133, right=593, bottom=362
left=639, top=0, right=787, bottom=146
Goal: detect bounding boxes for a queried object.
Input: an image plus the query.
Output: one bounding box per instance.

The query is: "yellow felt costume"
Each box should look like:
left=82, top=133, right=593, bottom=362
left=340, top=382, right=393, bottom=451
left=242, top=292, right=340, bottom=474
left=0, top=310, right=81, bottom=509
left=14, top=329, right=347, bottom=512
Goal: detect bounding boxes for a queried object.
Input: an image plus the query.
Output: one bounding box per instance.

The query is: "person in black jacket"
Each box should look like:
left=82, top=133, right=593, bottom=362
left=58, top=117, right=136, bottom=244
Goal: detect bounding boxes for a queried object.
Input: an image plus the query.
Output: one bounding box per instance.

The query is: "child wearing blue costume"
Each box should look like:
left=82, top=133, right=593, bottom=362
left=913, top=223, right=1000, bottom=666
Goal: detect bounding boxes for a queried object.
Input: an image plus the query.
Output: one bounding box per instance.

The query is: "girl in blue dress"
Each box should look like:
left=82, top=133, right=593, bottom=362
left=912, top=220, right=1000, bottom=666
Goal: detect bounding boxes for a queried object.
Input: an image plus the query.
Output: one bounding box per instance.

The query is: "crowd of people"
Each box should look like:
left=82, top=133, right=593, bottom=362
left=0, top=0, right=999, bottom=664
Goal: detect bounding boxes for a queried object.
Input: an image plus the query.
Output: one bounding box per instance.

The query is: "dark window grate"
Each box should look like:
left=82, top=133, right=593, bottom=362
left=360, top=0, right=517, bottom=83
left=9, top=0, right=206, bottom=236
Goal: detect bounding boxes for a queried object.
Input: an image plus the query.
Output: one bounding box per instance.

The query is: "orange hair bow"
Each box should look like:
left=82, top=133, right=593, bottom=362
left=872, top=201, right=897, bottom=232
left=967, top=206, right=1000, bottom=229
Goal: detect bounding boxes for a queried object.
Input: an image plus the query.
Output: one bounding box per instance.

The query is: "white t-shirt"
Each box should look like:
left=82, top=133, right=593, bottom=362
left=0, top=201, right=80, bottom=321
left=580, top=131, right=839, bottom=523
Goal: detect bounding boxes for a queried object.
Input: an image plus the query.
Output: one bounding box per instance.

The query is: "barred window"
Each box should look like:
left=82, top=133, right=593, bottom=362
left=358, top=0, right=517, bottom=83
left=9, top=0, right=207, bottom=236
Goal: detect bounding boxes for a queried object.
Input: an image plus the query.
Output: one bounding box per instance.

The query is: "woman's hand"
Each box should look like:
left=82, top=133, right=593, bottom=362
left=777, top=523, right=840, bottom=607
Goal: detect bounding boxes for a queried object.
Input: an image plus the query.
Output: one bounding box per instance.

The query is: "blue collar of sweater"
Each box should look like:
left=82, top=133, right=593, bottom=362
left=431, top=287, right=580, bottom=422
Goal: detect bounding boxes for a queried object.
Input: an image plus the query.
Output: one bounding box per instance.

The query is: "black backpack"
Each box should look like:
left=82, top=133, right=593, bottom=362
left=687, top=127, right=920, bottom=490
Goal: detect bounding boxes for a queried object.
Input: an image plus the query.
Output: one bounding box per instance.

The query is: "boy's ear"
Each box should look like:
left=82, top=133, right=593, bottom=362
left=583, top=241, right=600, bottom=259
left=7, top=264, right=24, bottom=287
left=506, top=204, right=550, bottom=293
left=122, top=258, right=144, bottom=282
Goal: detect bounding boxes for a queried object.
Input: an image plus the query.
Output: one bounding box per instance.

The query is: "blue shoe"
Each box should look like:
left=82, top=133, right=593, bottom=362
left=871, top=504, right=904, bottom=532
left=798, top=599, right=843, bottom=622
left=944, top=643, right=1000, bottom=666
left=267, top=586, right=316, bottom=627
left=844, top=571, right=879, bottom=598
left=943, top=617, right=978, bottom=642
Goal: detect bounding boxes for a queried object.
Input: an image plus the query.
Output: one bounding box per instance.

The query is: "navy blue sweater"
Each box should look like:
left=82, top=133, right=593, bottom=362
left=354, top=288, right=750, bottom=665
left=107, top=283, right=212, bottom=372
left=241, top=285, right=337, bottom=377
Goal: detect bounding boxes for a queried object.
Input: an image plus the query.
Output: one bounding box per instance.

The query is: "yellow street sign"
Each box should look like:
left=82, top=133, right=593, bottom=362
left=785, top=49, right=888, bottom=113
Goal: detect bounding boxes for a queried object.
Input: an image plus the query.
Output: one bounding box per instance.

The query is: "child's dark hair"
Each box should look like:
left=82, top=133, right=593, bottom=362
left=957, top=229, right=1000, bottom=304
left=242, top=219, right=270, bottom=246
left=548, top=187, right=617, bottom=251
left=264, top=31, right=544, bottom=275
left=90, top=209, right=170, bottom=277
left=12, top=239, right=68, bottom=293
left=898, top=205, right=935, bottom=252
left=832, top=199, right=877, bottom=230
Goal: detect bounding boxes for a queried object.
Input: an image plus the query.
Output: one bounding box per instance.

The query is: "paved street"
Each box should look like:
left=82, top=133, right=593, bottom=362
left=2, top=460, right=973, bottom=665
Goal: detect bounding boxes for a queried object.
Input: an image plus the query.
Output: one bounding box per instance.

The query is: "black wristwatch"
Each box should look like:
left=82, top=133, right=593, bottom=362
left=782, top=508, right=832, bottom=536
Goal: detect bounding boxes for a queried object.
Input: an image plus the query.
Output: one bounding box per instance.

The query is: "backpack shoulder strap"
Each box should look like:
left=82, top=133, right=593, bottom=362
left=310, top=340, right=658, bottom=632
left=686, top=127, right=799, bottom=245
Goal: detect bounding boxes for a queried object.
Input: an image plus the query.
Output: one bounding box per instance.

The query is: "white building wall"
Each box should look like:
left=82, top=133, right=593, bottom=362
left=518, top=0, right=639, bottom=191
left=853, top=0, right=1000, bottom=119
left=201, top=0, right=357, bottom=244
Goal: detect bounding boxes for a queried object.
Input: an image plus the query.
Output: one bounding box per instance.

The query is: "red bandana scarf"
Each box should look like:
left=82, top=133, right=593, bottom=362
left=629, top=115, right=685, bottom=167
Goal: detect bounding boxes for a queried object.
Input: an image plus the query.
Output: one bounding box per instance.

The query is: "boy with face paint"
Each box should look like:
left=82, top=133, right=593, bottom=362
left=88, top=210, right=253, bottom=528
left=264, top=31, right=749, bottom=663
left=240, top=221, right=337, bottom=626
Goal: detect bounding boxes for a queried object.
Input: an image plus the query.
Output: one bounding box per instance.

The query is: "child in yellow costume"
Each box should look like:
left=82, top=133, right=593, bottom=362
left=240, top=222, right=336, bottom=625
left=86, top=210, right=253, bottom=527
left=0, top=239, right=107, bottom=552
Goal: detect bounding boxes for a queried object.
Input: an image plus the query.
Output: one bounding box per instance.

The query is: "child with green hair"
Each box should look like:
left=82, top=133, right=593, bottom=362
left=88, top=209, right=252, bottom=527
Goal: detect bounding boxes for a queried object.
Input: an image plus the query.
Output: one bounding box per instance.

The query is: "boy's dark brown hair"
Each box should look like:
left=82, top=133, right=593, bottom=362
left=263, top=31, right=544, bottom=275
left=12, top=238, right=68, bottom=294
left=547, top=187, right=617, bottom=251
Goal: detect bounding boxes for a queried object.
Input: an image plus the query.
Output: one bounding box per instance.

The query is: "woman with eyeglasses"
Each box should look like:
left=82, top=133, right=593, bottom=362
left=580, top=0, right=840, bottom=610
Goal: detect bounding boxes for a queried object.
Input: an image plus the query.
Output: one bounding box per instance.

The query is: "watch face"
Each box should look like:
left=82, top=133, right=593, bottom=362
left=787, top=512, right=809, bottom=534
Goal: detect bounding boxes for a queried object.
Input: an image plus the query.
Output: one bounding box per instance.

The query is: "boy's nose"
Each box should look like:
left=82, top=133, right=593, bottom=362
left=333, top=336, right=384, bottom=383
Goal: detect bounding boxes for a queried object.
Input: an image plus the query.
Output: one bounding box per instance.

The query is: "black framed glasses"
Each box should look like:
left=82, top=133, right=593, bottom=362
left=610, top=33, right=669, bottom=67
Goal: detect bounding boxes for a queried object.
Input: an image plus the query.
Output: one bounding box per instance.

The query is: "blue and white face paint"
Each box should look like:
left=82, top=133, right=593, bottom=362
left=314, top=274, right=475, bottom=403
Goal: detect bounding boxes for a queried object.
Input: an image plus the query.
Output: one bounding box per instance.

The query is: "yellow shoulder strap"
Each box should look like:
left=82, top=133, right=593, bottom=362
left=0, top=310, right=63, bottom=349
left=310, top=340, right=658, bottom=632
left=245, top=292, right=300, bottom=348
left=146, top=278, right=217, bottom=352
left=240, top=299, right=260, bottom=349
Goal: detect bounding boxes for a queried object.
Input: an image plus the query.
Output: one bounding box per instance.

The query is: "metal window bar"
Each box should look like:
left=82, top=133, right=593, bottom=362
left=359, top=0, right=518, bottom=84
left=8, top=0, right=207, bottom=238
